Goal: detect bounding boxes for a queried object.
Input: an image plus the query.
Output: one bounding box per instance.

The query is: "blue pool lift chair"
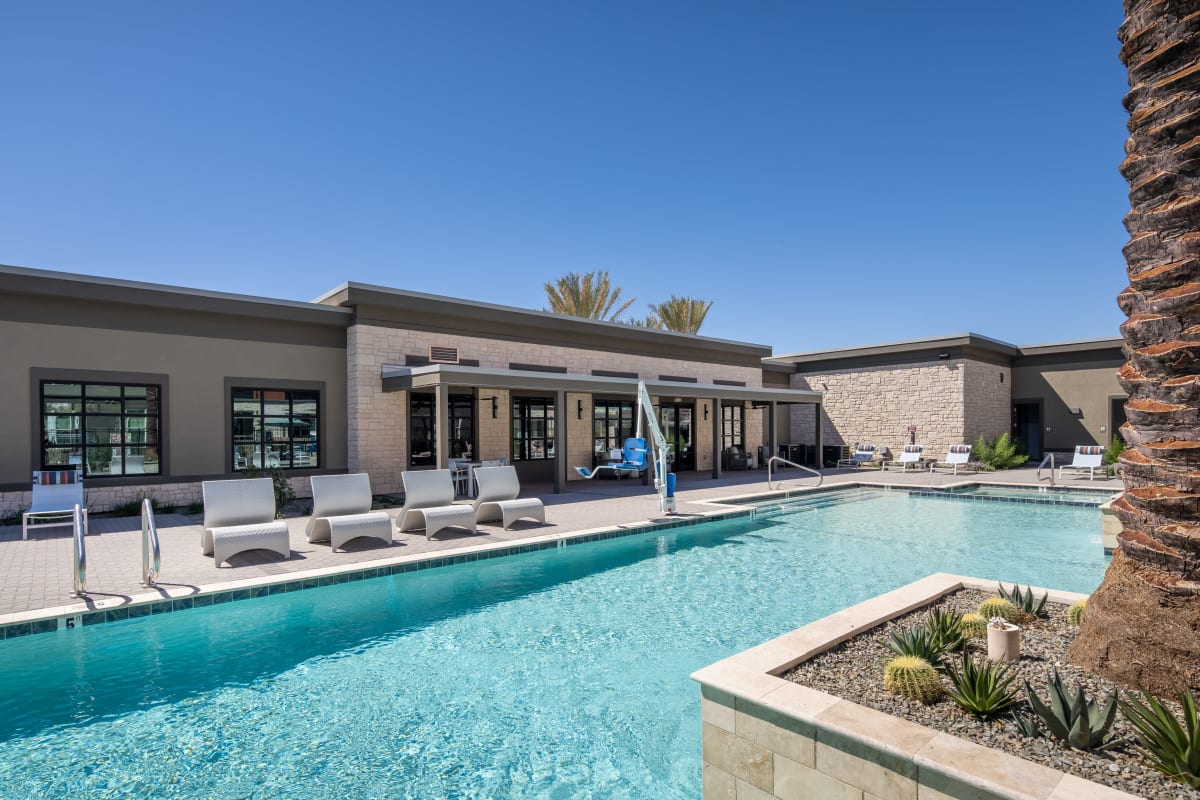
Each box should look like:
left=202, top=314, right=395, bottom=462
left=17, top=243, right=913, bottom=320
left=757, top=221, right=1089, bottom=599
left=574, top=437, right=648, bottom=479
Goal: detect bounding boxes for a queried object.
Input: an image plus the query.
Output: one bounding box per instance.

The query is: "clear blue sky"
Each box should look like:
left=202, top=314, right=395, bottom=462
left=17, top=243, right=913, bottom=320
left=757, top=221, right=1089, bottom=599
left=0, top=1, right=1129, bottom=353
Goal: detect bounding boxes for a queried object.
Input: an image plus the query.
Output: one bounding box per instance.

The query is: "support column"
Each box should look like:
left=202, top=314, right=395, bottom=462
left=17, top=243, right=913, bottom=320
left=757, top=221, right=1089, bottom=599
left=435, top=383, right=449, bottom=470
left=711, top=397, right=722, bottom=480
left=554, top=389, right=567, bottom=494
left=768, top=402, right=778, bottom=468
left=814, top=402, right=823, bottom=465
left=401, top=391, right=411, bottom=472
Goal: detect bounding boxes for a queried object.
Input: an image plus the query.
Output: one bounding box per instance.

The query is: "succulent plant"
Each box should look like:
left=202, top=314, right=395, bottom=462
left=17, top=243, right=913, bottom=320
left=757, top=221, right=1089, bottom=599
left=977, top=597, right=1021, bottom=624
left=1067, top=600, right=1087, bottom=626
left=888, top=625, right=953, bottom=669
left=945, top=653, right=1020, bottom=719
left=997, top=583, right=1049, bottom=620
left=884, top=656, right=943, bottom=704
left=1120, top=689, right=1200, bottom=788
left=1012, top=709, right=1042, bottom=738
left=926, top=607, right=966, bottom=654
left=960, top=612, right=987, bottom=639
left=1024, top=670, right=1120, bottom=750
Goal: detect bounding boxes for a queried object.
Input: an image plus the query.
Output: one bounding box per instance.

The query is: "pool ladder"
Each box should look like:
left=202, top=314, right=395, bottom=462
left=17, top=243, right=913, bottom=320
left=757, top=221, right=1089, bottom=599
left=72, top=505, right=87, bottom=597
left=766, top=456, right=823, bottom=491
left=141, top=498, right=161, bottom=587
left=1036, top=453, right=1056, bottom=488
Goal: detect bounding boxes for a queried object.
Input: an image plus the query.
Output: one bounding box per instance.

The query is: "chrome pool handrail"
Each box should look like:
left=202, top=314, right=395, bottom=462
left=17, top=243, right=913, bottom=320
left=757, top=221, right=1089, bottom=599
left=141, top=498, right=161, bottom=587
left=767, top=456, right=823, bottom=491
left=1036, top=453, right=1056, bottom=487
left=72, top=504, right=87, bottom=597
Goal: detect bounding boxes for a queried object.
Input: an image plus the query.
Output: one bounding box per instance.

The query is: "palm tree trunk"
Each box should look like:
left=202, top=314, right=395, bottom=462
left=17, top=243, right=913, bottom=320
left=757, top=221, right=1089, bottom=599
left=1067, top=0, right=1200, bottom=695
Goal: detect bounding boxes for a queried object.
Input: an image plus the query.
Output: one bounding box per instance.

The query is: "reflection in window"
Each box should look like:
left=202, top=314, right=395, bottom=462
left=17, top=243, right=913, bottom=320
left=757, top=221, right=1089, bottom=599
left=410, top=393, right=477, bottom=465
left=512, top=397, right=555, bottom=461
left=41, top=381, right=162, bottom=476
left=232, top=388, right=319, bottom=471
left=593, top=400, right=634, bottom=462
left=722, top=404, right=744, bottom=450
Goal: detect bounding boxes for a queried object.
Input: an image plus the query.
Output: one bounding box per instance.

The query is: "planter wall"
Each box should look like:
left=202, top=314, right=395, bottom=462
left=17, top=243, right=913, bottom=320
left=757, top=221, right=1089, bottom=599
left=692, top=573, right=1137, bottom=800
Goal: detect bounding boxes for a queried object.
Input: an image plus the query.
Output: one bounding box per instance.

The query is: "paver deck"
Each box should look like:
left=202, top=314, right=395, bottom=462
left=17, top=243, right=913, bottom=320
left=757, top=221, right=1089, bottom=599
left=0, top=466, right=1122, bottom=624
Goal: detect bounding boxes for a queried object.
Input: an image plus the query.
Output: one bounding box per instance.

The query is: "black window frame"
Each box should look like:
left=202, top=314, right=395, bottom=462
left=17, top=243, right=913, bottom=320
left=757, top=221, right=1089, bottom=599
left=512, top=397, right=556, bottom=462
left=409, top=392, right=476, bottom=465
left=722, top=403, right=744, bottom=450
left=39, top=380, right=163, bottom=477
left=231, top=387, right=321, bottom=472
left=593, top=399, right=635, bottom=462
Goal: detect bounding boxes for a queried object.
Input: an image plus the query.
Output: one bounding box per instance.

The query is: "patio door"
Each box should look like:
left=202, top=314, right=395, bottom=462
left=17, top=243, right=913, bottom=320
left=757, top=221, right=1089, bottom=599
left=659, top=403, right=695, bottom=471
left=1012, top=400, right=1042, bottom=460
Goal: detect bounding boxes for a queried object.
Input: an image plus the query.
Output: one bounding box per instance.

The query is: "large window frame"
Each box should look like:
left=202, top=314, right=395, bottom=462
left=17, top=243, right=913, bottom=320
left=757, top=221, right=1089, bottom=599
left=722, top=403, right=744, bottom=451
left=512, top=397, right=556, bottom=462
left=409, top=393, right=476, bottom=466
left=40, top=380, right=162, bottom=477
left=593, top=399, right=635, bottom=462
left=231, top=387, right=320, bottom=472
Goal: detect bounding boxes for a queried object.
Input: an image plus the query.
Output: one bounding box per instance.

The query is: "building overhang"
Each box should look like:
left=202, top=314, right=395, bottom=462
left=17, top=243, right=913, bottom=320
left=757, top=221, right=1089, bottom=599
left=381, top=364, right=821, bottom=405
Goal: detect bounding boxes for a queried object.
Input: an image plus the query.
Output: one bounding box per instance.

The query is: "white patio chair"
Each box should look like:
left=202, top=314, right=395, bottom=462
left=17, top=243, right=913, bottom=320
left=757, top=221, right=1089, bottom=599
left=23, top=469, right=88, bottom=540
left=201, top=478, right=291, bottom=566
left=929, top=444, right=974, bottom=475
left=882, top=444, right=924, bottom=472
left=306, top=474, right=393, bottom=551
left=836, top=444, right=876, bottom=469
left=1057, top=445, right=1105, bottom=481
left=472, top=466, right=546, bottom=530
left=448, top=458, right=470, bottom=497
left=397, top=470, right=476, bottom=540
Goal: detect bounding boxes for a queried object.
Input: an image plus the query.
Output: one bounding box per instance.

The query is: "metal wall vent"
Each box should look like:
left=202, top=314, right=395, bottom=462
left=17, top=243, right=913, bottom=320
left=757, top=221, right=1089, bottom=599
left=429, top=346, right=460, bottom=364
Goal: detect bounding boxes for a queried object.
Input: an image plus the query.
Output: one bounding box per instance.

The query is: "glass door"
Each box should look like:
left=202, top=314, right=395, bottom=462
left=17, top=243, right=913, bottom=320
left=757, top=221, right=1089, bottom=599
left=659, top=403, right=695, bottom=471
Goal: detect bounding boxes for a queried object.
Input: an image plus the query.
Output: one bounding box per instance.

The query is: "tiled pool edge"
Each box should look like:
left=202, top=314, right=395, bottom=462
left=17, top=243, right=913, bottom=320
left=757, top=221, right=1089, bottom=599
left=0, top=505, right=758, bottom=640
left=691, top=573, right=1137, bottom=800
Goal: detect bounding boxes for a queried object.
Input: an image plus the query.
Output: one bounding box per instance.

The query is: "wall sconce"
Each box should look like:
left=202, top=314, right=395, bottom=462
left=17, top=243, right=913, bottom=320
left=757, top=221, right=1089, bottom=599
left=938, top=353, right=949, bottom=360
left=1069, top=407, right=1083, bottom=415
left=480, top=396, right=498, bottom=418
left=1000, top=373, right=1004, bottom=383
left=703, top=404, right=709, bottom=421
left=577, top=399, right=583, bottom=419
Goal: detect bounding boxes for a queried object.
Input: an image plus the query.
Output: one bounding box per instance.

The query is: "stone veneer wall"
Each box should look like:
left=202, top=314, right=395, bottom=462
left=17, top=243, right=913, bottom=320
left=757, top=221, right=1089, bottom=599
left=566, top=392, right=592, bottom=477
left=789, top=358, right=1010, bottom=458
left=0, top=476, right=313, bottom=517
left=349, top=324, right=764, bottom=492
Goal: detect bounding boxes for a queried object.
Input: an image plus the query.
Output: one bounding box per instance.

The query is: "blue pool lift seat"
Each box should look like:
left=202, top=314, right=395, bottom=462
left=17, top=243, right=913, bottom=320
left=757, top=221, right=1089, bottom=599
left=574, top=437, right=648, bottom=479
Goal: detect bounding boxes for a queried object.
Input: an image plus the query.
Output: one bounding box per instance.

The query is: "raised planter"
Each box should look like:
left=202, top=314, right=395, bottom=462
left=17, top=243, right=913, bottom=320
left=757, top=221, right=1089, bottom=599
left=691, top=573, right=1138, bottom=800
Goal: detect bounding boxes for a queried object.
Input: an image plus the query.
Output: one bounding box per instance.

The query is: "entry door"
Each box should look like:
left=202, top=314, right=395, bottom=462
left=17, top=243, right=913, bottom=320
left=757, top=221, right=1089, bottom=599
left=1109, top=397, right=1127, bottom=444
left=1012, top=401, right=1042, bottom=460
left=659, top=403, right=695, bottom=471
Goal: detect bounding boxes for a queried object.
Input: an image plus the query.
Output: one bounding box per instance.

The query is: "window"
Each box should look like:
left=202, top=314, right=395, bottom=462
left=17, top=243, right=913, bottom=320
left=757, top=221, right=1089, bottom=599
left=722, top=404, right=744, bottom=450
left=232, top=388, right=319, bottom=471
left=593, top=400, right=635, bottom=459
left=41, top=381, right=161, bottom=476
left=410, top=393, right=476, bottom=465
left=512, top=397, right=556, bottom=461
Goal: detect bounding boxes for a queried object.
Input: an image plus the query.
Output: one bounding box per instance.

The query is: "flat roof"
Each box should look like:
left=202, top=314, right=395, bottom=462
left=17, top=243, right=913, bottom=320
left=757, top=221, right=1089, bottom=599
left=381, top=364, right=821, bottom=404
left=1015, top=337, right=1124, bottom=357
left=766, top=333, right=1018, bottom=365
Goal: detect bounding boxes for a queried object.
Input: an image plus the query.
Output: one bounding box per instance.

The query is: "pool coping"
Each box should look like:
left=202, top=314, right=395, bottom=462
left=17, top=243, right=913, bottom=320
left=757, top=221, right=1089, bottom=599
left=691, top=573, right=1137, bottom=800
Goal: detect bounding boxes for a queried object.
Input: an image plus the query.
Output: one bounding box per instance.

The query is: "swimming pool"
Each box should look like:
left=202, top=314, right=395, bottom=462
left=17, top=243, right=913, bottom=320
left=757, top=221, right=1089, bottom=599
left=0, top=490, right=1108, bottom=799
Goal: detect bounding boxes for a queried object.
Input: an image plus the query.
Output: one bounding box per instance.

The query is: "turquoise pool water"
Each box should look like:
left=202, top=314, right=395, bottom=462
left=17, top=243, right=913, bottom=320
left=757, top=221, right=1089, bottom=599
left=949, top=485, right=1117, bottom=504
left=0, top=491, right=1108, bottom=799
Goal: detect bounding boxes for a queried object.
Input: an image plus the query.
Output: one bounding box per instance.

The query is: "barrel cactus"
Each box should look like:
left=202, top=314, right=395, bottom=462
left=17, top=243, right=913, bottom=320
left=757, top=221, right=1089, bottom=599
left=1067, top=600, right=1087, bottom=626
left=883, top=656, right=943, bottom=703
left=960, top=612, right=988, bottom=639
left=978, top=597, right=1020, bottom=624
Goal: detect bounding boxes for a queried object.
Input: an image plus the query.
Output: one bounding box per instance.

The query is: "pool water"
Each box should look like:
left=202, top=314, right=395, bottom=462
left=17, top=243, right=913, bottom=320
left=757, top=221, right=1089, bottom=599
left=0, top=491, right=1108, bottom=799
left=948, top=485, right=1117, bottom=504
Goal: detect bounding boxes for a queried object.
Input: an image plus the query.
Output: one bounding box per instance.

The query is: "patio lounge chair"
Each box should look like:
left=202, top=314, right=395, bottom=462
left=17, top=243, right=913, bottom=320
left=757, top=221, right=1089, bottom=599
left=306, top=473, right=393, bottom=550
left=22, top=469, right=88, bottom=540
left=836, top=444, right=876, bottom=469
left=929, top=444, right=974, bottom=475
left=1057, top=445, right=1105, bottom=481
left=882, top=444, right=924, bottom=472
left=472, top=465, right=546, bottom=529
left=201, top=478, right=291, bottom=566
left=574, top=437, right=648, bottom=479
left=397, top=469, right=476, bottom=540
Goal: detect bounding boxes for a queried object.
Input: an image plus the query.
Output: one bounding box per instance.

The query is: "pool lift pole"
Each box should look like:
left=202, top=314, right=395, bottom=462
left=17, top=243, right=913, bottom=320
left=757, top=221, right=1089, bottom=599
left=635, top=381, right=677, bottom=514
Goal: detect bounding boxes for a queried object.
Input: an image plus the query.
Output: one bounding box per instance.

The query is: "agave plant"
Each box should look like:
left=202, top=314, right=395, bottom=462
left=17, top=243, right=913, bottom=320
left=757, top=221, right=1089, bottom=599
left=1120, top=689, right=1200, bottom=788
left=888, top=625, right=953, bottom=670
left=997, top=583, right=1048, bottom=619
left=945, top=653, right=1019, bottom=720
left=926, top=607, right=966, bottom=654
left=1024, top=670, right=1120, bottom=751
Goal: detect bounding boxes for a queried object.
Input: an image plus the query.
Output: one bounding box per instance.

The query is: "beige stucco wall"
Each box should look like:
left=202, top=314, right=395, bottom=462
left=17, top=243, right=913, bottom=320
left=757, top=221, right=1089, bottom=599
left=789, top=358, right=1011, bottom=459
left=0, top=319, right=347, bottom=489
left=1011, top=359, right=1124, bottom=451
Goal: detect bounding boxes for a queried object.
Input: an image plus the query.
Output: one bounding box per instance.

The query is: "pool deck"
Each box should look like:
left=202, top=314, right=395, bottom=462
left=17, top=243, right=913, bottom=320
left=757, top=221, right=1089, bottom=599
left=0, top=466, right=1122, bottom=625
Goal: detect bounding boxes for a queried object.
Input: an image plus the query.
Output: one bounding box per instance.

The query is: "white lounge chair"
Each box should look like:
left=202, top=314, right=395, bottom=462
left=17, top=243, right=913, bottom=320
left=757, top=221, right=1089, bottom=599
left=929, top=444, right=974, bottom=475
left=306, top=474, right=393, bottom=551
left=397, top=470, right=476, bottom=540
left=836, top=444, right=876, bottom=469
left=22, top=469, right=88, bottom=540
left=882, top=444, right=924, bottom=472
left=201, top=478, right=291, bottom=566
left=472, top=466, right=546, bottom=530
left=1057, top=445, right=1105, bottom=481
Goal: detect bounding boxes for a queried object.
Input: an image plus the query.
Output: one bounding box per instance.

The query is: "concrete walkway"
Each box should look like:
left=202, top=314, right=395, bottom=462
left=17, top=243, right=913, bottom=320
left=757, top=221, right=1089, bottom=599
left=0, top=466, right=1122, bottom=624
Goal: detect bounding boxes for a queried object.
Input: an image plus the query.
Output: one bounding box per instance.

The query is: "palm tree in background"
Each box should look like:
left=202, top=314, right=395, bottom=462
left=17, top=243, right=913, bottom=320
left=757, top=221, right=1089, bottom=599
left=544, top=271, right=636, bottom=321
left=644, top=296, right=713, bottom=334
left=1068, top=0, right=1200, bottom=694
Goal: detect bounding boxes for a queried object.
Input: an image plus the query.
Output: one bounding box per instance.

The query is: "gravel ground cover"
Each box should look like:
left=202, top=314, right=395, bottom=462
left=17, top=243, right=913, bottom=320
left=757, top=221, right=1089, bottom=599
left=785, top=589, right=1198, bottom=800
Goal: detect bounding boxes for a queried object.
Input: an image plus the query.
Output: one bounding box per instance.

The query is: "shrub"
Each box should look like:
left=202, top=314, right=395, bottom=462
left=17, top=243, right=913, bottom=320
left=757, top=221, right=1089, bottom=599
left=1120, top=689, right=1200, bottom=788
left=243, top=468, right=296, bottom=519
left=186, top=500, right=204, bottom=516
left=945, top=653, right=1020, bottom=719
left=109, top=498, right=143, bottom=517
left=1104, top=434, right=1126, bottom=477
left=971, top=433, right=1028, bottom=470
left=151, top=499, right=177, bottom=515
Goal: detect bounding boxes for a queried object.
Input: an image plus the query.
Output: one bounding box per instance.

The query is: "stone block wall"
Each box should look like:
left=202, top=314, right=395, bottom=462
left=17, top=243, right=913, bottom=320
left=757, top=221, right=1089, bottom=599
left=476, top=388, right=512, bottom=462
left=962, top=360, right=1012, bottom=445
left=566, top=392, right=592, bottom=481
left=348, top=326, right=406, bottom=494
